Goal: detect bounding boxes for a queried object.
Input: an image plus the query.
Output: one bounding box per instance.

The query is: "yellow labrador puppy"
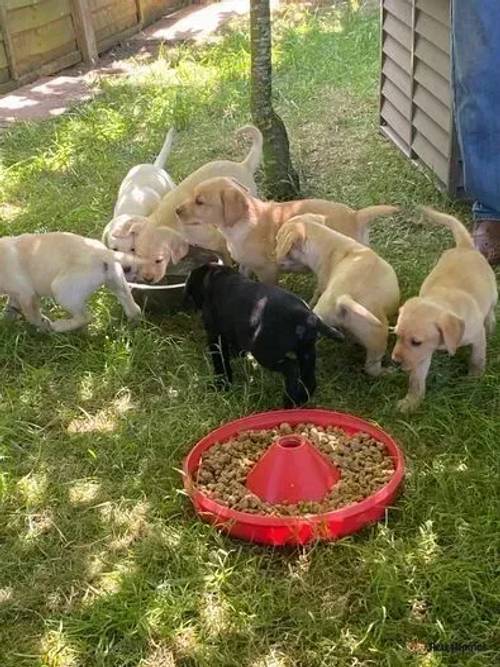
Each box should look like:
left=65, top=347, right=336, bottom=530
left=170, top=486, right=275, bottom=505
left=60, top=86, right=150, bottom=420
left=176, top=176, right=398, bottom=283
left=102, top=128, right=176, bottom=253
left=276, top=214, right=400, bottom=376
left=111, top=125, right=263, bottom=281
left=132, top=225, right=189, bottom=284
left=392, top=207, right=498, bottom=413
left=0, top=232, right=142, bottom=331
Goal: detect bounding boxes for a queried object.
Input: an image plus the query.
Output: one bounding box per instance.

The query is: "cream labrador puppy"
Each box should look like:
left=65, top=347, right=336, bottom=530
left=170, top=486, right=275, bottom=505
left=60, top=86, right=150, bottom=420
left=131, top=225, right=189, bottom=284
left=113, top=125, right=263, bottom=282
left=276, top=214, right=400, bottom=376
left=102, top=128, right=176, bottom=253
left=0, top=232, right=142, bottom=332
left=176, top=176, right=399, bottom=283
left=392, top=207, right=498, bottom=413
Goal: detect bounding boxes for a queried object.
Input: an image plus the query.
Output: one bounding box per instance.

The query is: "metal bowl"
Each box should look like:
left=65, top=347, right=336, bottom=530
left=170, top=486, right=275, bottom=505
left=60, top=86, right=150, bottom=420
left=128, top=247, right=220, bottom=314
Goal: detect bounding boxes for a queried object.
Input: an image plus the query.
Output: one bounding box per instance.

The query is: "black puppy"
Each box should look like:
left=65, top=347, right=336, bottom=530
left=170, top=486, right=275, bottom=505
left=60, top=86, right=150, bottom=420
left=184, top=264, right=344, bottom=407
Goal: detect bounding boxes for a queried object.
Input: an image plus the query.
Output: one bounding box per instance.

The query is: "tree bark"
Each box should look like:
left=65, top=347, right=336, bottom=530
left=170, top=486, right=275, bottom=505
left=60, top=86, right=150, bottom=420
left=250, top=0, right=300, bottom=199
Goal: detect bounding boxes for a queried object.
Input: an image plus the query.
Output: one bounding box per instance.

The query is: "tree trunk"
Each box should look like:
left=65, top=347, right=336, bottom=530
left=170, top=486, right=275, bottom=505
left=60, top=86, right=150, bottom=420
left=250, top=0, right=300, bottom=199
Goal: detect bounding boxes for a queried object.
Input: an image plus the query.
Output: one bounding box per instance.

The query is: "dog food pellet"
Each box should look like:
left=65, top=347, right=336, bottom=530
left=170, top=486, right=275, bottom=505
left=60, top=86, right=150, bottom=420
left=194, top=423, right=395, bottom=516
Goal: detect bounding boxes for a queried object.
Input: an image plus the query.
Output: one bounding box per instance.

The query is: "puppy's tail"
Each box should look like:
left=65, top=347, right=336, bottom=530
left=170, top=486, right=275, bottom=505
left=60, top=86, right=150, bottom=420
left=335, top=294, right=384, bottom=330
left=419, top=206, right=474, bottom=249
left=153, top=128, right=176, bottom=169
left=355, top=205, right=399, bottom=226
left=275, top=221, right=306, bottom=262
left=237, top=125, right=263, bottom=174
left=311, top=314, right=344, bottom=342
left=111, top=250, right=145, bottom=269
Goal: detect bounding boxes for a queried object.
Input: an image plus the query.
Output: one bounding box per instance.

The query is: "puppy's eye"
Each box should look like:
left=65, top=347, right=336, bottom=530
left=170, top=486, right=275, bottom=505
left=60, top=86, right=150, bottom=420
left=130, top=247, right=135, bottom=253
left=112, top=247, right=118, bottom=252
left=195, top=197, right=204, bottom=206
left=410, top=338, right=422, bottom=347
left=155, top=259, right=163, bottom=264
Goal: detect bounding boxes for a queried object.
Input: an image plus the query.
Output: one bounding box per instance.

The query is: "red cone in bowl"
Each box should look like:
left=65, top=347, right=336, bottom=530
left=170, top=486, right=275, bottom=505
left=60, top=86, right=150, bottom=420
left=246, top=435, right=341, bottom=504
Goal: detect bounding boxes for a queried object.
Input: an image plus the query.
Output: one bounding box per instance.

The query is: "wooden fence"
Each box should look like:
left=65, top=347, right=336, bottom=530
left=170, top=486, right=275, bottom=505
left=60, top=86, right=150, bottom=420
left=379, top=0, right=463, bottom=197
left=0, top=0, right=192, bottom=94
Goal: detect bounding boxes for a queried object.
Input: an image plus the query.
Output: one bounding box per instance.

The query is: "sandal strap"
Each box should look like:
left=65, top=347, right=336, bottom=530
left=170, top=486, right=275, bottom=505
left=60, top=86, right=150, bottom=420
left=472, top=220, right=500, bottom=266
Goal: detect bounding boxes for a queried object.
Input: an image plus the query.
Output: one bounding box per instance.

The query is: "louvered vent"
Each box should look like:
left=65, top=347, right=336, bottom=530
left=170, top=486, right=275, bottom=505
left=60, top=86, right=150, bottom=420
left=380, top=0, right=464, bottom=197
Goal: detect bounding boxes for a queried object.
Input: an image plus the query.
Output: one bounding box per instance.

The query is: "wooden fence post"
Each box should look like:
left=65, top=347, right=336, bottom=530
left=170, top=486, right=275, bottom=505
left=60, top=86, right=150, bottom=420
left=0, top=3, right=19, bottom=80
left=136, top=0, right=146, bottom=27
left=71, top=0, right=99, bottom=65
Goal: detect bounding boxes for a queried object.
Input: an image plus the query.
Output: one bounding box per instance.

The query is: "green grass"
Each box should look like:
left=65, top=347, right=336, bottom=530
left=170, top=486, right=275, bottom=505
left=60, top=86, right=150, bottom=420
left=0, top=3, right=499, bottom=666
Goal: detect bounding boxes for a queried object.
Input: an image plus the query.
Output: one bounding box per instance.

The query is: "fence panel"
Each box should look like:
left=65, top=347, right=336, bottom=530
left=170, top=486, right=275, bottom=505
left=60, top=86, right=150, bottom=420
left=0, top=33, right=10, bottom=84
left=89, top=0, right=139, bottom=53
left=7, top=0, right=81, bottom=77
left=138, top=0, right=181, bottom=26
left=0, top=0, right=192, bottom=94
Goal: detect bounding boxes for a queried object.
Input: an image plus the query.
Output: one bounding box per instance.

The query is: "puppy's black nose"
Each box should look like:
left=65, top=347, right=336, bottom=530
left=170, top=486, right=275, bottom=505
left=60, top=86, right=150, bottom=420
left=123, top=266, right=131, bottom=274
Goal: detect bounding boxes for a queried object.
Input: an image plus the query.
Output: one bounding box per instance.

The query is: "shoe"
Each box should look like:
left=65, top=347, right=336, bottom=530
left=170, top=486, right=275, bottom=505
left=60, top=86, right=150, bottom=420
left=472, top=219, right=500, bottom=266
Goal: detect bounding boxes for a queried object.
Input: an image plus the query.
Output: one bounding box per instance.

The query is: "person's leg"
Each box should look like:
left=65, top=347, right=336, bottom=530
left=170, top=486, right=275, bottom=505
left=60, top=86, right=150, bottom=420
left=451, top=0, right=500, bottom=265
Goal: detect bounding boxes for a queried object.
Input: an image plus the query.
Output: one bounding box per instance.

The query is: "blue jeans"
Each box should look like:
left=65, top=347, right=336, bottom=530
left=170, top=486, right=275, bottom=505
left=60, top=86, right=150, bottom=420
left=451, top=0, right=500, bottom=222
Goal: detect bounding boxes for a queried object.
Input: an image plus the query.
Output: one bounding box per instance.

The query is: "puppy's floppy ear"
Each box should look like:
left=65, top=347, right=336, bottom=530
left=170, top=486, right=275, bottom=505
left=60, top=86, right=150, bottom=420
left=154, top=227, right=189, bottom=264
left=221, top=183, right=249, bottom=226
left=437, top=311, right=465, bottom=355
left=128, top=220, right=148, bottom=236
left=112, top=215, right=148, bottom=238
left=170, top=235, right=190, bottom=265
left=275, top=222, right=306, bottom=261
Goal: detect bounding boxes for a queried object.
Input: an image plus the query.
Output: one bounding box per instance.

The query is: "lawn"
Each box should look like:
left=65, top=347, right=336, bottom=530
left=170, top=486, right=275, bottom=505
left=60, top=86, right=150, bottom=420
left=0, top=3, right=499, bottom=666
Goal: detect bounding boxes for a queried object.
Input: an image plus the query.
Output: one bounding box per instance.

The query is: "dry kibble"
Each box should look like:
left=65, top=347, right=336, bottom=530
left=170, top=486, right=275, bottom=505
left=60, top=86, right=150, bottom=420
left=194, top=423, right=395, bottom=515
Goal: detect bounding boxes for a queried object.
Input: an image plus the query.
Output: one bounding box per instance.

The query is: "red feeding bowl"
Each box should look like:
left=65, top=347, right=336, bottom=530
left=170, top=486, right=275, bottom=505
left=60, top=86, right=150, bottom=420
left=183, top=409, right=405, bottom=546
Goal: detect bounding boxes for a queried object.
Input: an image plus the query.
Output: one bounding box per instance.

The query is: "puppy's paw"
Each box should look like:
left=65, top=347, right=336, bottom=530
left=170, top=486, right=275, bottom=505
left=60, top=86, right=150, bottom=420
left=126, top=305, right=142, bottom=325
left=128, top=304, right=142, bottom=318
left=364, top=358, right=393, bottom=377
left=397, top=395, right=421, bottom=414
left=365, top=365, right=383, bottom=377
left=467, top=365, right=485, bottom=379
left=378, top=366, right=397, bottom=376
left=214, top=377, right=231, bottom=391
left=39, top=316, right=54, bottom=333
left=2, top=307, right=21, bottom=321
left=283, top=392, right=309, bottom=409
